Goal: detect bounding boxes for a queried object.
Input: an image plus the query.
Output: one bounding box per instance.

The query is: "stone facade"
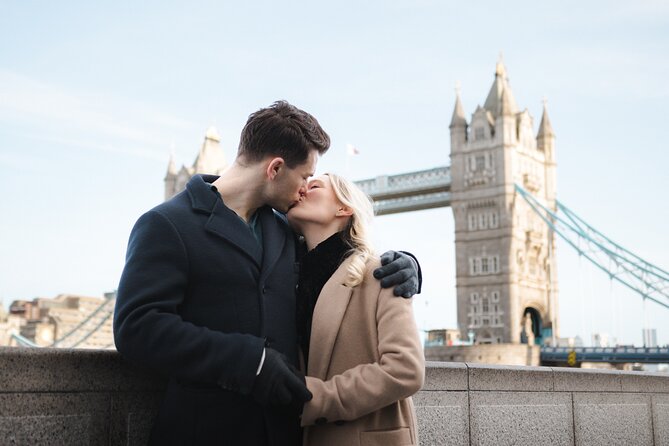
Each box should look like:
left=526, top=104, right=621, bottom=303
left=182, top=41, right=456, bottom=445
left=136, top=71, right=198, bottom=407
left=449, top=59, right=559, bottom=346
left=164, top=126, right=228, bottom=200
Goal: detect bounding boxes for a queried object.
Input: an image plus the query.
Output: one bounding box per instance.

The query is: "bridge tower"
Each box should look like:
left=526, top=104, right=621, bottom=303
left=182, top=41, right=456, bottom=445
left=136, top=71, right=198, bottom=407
left=450, top=59, right=559, bottom=345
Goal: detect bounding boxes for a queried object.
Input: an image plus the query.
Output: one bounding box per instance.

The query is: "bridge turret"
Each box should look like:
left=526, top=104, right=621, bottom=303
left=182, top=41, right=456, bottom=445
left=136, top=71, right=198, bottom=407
left=495, top=88, right=518, bottom=146
left=536, top=101, right=555, bottom=159
left=449, top=90, right=468, bottom=150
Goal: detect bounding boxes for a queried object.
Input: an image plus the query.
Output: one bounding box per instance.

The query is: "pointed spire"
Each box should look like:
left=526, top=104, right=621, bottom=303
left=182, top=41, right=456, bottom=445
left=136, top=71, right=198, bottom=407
left=193, top=127, right=227, bottom=174
left=499, top=89, right=515, bottom=117
left=495, top=51, right=507, bottom=79
left=166, top=151, right=177, bottom=176
left=450, top=82, right=467, bottom=128
left=537, top=99, right=555, bottom=138
left=484, top=55, right=518, bottom=119
left=205, top=126, right=221, bottom=142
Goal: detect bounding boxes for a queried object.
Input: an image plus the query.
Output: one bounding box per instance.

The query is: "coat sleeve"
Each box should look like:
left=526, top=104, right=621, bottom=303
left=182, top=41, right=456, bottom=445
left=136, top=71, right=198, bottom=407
left=113, top=210, right=264, bottom=394
left=301, top=282, right=425, bottom=425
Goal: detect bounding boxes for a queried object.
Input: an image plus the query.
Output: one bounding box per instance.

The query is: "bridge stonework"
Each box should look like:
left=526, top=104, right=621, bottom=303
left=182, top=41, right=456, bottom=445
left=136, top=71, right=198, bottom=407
left=449, top=60, right=559, bottom=345
left=2, top=348, right=668, bottom=445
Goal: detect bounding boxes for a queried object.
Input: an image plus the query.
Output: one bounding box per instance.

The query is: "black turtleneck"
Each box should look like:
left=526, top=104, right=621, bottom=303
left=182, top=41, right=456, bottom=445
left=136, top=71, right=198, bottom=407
left=296, top=231, right=352, bottom=367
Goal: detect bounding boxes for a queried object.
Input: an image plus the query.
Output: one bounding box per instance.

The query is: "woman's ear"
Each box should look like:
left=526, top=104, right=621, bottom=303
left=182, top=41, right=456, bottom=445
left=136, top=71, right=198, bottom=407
left=336, top=206, right=354, bottom=217
left=266, top=157, right=285, bottom=180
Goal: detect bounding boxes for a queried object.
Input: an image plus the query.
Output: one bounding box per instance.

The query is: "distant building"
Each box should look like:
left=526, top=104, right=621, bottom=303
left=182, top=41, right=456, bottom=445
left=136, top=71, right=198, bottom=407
left=164, top=127, right=228, bottom=200
left=643, top=328, right=657, bottom=348
left=592, top=333, right=612, bottom=348
left=425, top=329, right=462, bottom=347
left=0, top=293, right=115, bottom=349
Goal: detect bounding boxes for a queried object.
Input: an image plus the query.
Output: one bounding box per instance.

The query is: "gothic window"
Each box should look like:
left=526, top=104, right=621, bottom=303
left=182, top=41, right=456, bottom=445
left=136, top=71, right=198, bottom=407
left=470, top=259, right=477, bottom=275
left=491, top=291, right=500, bottom=303
left=478, top=213, right=487, bottom=229
left=475, top=127, right=484, bottom=140
left=490, top=212, right=499, bottom=228
left=492, top=256, right=499, bottom=273
left=468, top=214, right=477, bottom=231
left=482, top=297, right=489, bottom=314
left=481, top=257, right=489, bottom=273
left=482, top=317, right=490, bottom=326
left=470, top=293, right=479, bottom=304
left=475, top=155, right=485, bottom=171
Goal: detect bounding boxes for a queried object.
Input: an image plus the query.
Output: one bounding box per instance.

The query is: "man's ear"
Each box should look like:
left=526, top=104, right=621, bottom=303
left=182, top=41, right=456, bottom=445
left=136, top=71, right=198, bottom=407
left=336, top=206, right=354, bottom=217
left=266, top=157, right=285, bottom=180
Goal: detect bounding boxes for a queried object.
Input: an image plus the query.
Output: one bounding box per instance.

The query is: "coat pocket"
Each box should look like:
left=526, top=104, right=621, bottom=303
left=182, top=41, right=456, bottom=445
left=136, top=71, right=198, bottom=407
left=360, top=427, right=413, bottom=446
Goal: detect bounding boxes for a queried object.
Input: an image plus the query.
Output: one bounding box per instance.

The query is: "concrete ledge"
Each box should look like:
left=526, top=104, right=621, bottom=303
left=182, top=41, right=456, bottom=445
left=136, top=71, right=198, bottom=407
left=1, top=348, right=669, bottom=445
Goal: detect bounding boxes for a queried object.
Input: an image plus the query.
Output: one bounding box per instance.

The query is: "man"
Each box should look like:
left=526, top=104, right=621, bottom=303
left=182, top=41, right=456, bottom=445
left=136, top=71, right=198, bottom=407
left=114, top=101, right=420, bottom=445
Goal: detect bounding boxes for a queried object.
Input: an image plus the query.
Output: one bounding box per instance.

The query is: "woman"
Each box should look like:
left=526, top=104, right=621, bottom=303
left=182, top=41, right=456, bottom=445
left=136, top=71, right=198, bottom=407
left=287, top=173, right=425, bottom=446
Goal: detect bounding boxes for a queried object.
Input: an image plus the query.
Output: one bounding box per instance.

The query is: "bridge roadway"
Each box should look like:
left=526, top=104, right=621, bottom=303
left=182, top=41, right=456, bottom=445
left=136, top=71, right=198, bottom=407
left=3, top=347, right=668, bottom=444
left=542, top=346, right=669, bottom=364
left=354, top=166, right=451, bottom=215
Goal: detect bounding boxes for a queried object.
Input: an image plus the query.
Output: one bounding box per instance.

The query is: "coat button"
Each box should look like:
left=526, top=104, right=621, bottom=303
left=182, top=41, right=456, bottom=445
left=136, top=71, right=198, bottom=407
left=315, top=417, right=327, bottom=425
left=262, top=287, right=267, bottom=294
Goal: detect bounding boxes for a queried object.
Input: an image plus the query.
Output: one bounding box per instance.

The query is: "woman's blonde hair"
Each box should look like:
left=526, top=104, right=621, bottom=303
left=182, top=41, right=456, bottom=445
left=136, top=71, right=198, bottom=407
left=325, top=173, right=375, bottom=287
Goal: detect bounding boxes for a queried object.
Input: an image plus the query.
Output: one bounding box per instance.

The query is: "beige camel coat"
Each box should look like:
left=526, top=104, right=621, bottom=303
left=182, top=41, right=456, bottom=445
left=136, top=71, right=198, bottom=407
left=301, top=256, right=425, bottom=446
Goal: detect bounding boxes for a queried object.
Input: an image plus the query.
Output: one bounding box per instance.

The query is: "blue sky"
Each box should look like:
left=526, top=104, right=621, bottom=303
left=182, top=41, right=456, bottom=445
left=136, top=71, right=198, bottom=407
left=1, top=1, right=668, bottom=346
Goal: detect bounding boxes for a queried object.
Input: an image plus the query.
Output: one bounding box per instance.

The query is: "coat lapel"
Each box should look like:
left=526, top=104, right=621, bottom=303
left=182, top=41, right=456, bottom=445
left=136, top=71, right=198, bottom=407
left=204, top=200, right=263, bottom=268
left=308, top=256, right=355, bottom=379
left=186, top=175, right=263, bottom=268
left=259, top=207, right=286, bottom=281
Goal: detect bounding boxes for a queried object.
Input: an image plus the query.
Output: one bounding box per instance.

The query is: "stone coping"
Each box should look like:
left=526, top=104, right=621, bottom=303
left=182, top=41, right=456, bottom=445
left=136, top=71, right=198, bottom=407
left=424, top=360, right=669, bottom=393
left=1, top=347, right=668, bottom=394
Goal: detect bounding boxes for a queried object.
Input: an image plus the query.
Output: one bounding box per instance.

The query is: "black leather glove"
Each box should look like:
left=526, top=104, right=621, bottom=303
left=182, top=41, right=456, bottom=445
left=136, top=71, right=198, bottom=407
left=252, top=348, right=312, bottom=407
left=373, top=250, right=421, bottom=298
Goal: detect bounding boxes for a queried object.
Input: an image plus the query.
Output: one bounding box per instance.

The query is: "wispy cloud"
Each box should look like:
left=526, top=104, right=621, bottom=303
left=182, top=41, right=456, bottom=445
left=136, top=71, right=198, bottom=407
left=0, top=70, right=198, bottom=159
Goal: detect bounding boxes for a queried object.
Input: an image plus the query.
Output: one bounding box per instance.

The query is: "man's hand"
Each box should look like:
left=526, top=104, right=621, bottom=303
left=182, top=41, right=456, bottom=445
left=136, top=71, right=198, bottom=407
left=251, top=348, right=312, bottom=407
left=373, top=251, right=420, bottom=298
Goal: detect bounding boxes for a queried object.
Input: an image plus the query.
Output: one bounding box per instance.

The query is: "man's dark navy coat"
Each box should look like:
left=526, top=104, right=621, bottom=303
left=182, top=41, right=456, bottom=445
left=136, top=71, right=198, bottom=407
left=114, top=174, right=301, bottom=445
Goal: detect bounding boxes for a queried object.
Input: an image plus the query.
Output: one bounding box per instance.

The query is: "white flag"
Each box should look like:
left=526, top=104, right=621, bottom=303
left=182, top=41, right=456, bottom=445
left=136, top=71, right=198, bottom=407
left=346, top=143, right=360, bottom=155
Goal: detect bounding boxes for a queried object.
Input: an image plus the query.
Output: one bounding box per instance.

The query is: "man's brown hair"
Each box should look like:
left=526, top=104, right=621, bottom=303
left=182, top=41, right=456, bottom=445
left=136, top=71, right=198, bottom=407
left=237, top=100, right=330, bottom=168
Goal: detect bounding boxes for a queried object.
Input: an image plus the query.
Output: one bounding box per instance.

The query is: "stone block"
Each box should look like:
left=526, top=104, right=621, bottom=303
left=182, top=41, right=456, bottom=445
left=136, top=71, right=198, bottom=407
left=0, top=392, right=109, bottom=445
left=413, top=391, right=468, bottom=446
left=0, top=347, right=166, bottom=393
left=469, top=391, right=573, bottom=445
left=423, top=361, right=468, bottom=391
left=621, top=371, right=669, bottom=393
left=468, top=363, right=553, bottom=391
left=110, top=391, right=163, bottom=446
left=553, top=367, right=621, bottom=392
left=652, top=394, right=669, bottom=446
left=573, top=393, right=652, bottom=446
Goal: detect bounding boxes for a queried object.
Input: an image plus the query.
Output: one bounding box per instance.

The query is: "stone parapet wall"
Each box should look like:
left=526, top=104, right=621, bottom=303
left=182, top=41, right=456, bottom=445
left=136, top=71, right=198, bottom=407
left=418, top=361, right=669, bottom=445
left=1, top=348, right=668, bottom=445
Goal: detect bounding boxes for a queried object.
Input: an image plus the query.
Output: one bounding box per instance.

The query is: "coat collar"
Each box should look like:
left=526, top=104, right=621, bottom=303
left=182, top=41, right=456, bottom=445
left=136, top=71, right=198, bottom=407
left=307, top=256, right=355, bottom=378
left=186, top=174, right=220, bottom=213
